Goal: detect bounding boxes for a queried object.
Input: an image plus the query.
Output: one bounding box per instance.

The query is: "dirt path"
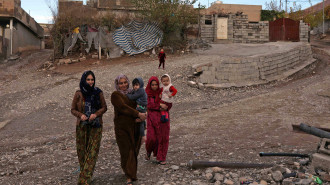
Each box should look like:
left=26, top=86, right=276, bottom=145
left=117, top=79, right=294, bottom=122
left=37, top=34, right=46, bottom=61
left=0, top=42, right=329, bottom=185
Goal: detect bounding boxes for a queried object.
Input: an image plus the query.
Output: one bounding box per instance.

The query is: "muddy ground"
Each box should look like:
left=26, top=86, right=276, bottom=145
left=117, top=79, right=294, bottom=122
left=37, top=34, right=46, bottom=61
left=0, top=38, right=329, bottom=185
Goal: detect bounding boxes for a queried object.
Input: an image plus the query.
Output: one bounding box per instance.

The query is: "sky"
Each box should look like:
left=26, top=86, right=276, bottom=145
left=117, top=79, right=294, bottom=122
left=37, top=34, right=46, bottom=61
left=21, top=0, right=323, bottom=24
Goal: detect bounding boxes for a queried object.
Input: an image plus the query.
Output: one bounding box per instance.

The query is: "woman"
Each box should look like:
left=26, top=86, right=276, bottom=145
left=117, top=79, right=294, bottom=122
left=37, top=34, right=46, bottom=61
left=71, top=70, right=107, bottom=185
left=111, top=74, right=147, bottom=185
left=145, top=76, right=171, bottom=165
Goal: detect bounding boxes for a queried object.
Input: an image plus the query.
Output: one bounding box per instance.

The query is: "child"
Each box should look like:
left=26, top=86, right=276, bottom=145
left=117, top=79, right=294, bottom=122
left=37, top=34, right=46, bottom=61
left=158, top=49, right=166, bottom=70
left=127, top=77, right=148, bottom=143
left=160, top=74, right=177, bottom=123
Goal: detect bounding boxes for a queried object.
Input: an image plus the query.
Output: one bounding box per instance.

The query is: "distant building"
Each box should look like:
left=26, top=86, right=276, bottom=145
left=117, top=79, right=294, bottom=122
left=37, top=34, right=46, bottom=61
left=304, top=0, right=330, bottom=15
left=58, top=0, right=136, bottom=18
left=201, top=1, right=262, bottom=22
left=0, top=0, right=44, bottom=59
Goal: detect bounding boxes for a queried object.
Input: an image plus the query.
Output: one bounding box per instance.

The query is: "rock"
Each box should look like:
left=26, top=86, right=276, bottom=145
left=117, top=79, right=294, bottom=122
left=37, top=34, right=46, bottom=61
left=170, top=165, right=179, bottom=170
left=260, top=180, right=268, bottom=185
left=285, top=168, right=292, bottom=174
left=271, top=171, right=283, bottom=182
left=298, top=159, right=309, bottom=166
left=214, top=173, right=224, bottom=181
left=188, top=81, right=196, bottom=87
left=205, top=168, right=213, bottom=174
left=58, top=59, right=71, bottom=65
left=251, top=182, right=258, bottom=185
left=205, top=173, right=213, bottom=180
left=271, top=165, right=286, bottom=174
left=79, top=57, right=86, bottom=62
left=230, top=172, right=239, bottom=178
left=224, top=179, right=234, bottom=185
left=295, top=178, right=312, bottom=185
left=239, top=177, right=249, bottom=182
left=293, top=162, right=300, bottom=166
left=92, top=61, right=100, bottom=65
left=193, top=170, right=201, bottom=175
left=212, top=167, right=223, bottom=173
left=49, top=67, right=56, bottom=71
left=214, top=181, right=221, bottom=185
left=92, top=55, right=99, bottom=59
left=71, top=59, right=79, bottom=63
left=144, top=52, right=150, bottom=55
left=282, top=178, right=293, bottom=185
left=179, top=163, right=186, bottom=167
left=321, top=174, right=330, bottom=182
left=197, top=83, right=204, bottom=89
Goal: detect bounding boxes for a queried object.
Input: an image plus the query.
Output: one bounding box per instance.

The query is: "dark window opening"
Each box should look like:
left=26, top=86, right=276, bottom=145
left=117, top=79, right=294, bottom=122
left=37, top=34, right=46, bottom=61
left=205, top=20, right=212, bottom=25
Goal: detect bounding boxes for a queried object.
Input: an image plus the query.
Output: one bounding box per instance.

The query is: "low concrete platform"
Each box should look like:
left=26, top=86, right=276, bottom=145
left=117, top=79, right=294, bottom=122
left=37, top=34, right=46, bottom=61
left=194, top=42, right=305, bottom=57
left=191, top=42, right=316, bottom=88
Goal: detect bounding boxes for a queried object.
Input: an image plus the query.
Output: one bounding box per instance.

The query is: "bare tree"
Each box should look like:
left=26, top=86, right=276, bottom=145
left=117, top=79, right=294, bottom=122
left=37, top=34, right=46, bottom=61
left=265, top=0, right=282, bottom=11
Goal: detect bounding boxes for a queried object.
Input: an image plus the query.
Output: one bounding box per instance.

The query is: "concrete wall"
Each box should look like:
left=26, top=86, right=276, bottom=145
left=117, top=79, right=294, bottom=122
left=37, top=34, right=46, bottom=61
left=229, top=14, right=269, bottom=43
left=300, top=20, right=309, bottom=42
left=14, top=6, right=44, bottom=38
left=0, top=0, right=15, bottom=17
left=98, top=0, right=133, bottom=9
left=200, top=15, right=216, bottom=42
left=12, top=22, right=42, bottom=53
left=192, top=43, right=314, bottom=87
left=202, top=4, right=262, bottom=22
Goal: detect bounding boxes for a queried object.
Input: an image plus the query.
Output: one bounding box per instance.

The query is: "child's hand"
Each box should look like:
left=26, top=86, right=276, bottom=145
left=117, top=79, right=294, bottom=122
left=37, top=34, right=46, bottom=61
left=137, top=105, right=140, bottom=108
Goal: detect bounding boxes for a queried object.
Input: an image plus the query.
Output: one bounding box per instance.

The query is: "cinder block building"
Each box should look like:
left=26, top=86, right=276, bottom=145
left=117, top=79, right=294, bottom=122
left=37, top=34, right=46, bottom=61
left=0, top=0, right=44, bottom=59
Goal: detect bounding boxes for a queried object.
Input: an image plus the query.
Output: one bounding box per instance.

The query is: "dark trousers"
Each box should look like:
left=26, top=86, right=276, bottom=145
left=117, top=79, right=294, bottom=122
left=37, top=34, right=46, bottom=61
left=159, top=60, right=165, bottom=69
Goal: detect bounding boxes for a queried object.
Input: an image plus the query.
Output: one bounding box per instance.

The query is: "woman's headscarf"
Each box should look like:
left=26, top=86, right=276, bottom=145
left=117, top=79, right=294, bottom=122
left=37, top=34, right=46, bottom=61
left=115, top=74, right=132, bottom=95
left=145, top=76, right=161, bottom=102
left=79, top=70, right=102, bottom=108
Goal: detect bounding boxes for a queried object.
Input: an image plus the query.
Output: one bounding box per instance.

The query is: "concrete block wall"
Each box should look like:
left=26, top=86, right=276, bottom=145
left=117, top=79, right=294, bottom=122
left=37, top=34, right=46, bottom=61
left=300, top=20, right=309, bottom=42
left=229, top=14, right=269, bottom=43
left=200, top=15, right=215, bottom=42
left=193, top=43, right=313, bottom=85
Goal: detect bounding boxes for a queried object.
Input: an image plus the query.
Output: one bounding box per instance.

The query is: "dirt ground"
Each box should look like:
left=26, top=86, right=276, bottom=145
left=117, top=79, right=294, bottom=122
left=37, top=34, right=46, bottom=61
left=0, top=37, right=329, bottom=185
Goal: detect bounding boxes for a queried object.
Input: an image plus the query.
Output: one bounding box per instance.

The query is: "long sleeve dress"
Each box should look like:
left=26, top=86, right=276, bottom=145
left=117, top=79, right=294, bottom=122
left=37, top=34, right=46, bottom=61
left=145, top=95, right=172, bottom=162
left=111, top=91, right=141, bottom=181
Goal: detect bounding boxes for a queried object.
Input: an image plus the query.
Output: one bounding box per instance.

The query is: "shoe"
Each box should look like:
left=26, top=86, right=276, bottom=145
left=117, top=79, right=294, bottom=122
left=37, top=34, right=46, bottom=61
left=145, top=153, right=151, bottom=161
left=157, top=161, right=166, bottom=165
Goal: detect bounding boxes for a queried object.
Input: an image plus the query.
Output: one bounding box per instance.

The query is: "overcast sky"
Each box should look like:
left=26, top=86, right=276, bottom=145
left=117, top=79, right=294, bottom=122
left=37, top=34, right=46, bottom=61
left=21, top=0, right=322, bottom=24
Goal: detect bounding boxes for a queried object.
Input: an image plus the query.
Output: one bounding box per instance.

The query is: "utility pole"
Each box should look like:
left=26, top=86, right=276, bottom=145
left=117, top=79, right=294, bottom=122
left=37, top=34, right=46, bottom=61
left=285, top=0, right=287, bottom=13
left=323, top=0, right=325, bottom=34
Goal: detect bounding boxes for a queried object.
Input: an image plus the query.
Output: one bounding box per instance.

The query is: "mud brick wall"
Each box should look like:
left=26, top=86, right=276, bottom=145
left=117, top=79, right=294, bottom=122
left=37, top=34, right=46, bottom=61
left=193, top=43, right=313, bottom=85
left=300, top=20, right=309, bottom=42
left=229, top=14, right=269, bottom=43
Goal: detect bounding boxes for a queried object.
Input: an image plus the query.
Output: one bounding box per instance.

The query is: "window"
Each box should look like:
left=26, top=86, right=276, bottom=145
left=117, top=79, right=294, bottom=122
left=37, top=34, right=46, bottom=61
left=205, top=20, right=212, bottom=25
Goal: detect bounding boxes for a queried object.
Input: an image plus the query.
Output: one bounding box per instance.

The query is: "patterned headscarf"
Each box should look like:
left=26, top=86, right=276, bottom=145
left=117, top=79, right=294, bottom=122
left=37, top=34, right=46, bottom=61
left=115, top=74, right=132, bottom=95
left=79, top=70, right=102, bottom=108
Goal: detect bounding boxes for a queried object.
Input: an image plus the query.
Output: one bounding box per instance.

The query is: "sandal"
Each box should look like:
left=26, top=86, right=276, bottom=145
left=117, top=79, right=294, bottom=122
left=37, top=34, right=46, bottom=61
left=126, top=182, right=133, bottom=185
left=145, top=153, right=151, bottom=161
left=158, top=161, right=166, bottom=165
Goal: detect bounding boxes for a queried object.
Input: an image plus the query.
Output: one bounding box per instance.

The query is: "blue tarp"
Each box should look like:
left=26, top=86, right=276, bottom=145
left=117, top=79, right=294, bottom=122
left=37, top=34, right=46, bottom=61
left=113, top=21, right=163, bottom=55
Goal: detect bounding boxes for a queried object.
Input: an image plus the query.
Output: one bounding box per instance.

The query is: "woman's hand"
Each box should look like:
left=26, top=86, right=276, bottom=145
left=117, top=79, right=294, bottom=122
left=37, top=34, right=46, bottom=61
left=81, top=114, right=88, bottom=121
left=89, top=114, right=97, bottom=121
left=138, top=112, right=147, bottom=121
left=135, top=118, right=142, bottom=122
left=160, top=103, right=168, bottom=110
